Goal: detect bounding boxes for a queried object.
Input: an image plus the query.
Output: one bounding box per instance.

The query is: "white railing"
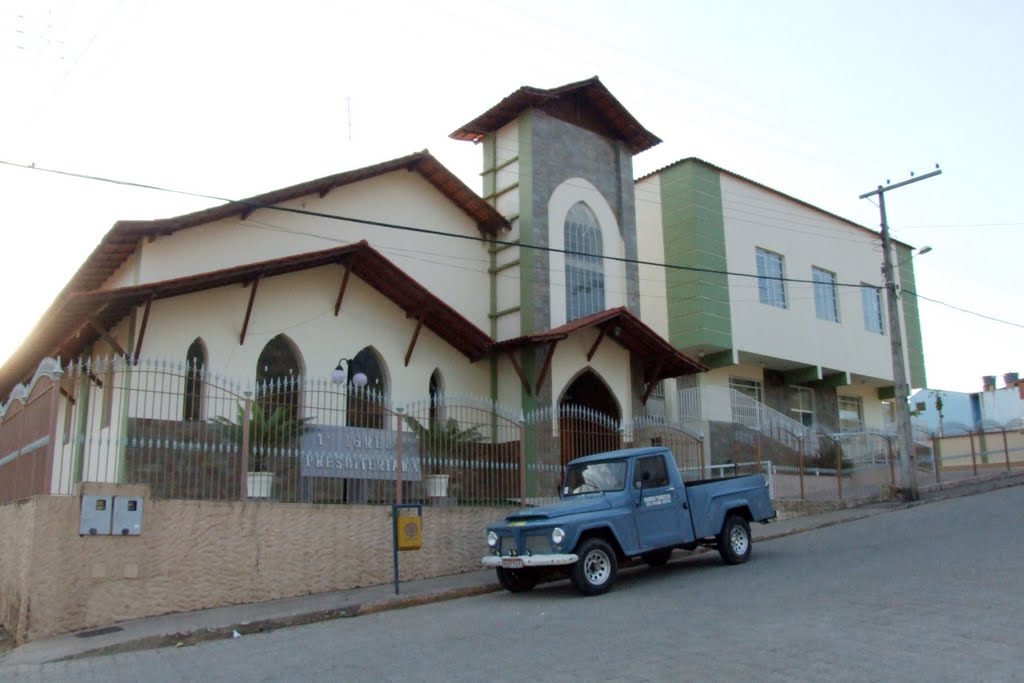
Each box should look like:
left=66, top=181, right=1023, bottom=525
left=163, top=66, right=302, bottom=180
left=677, top=386, right=814, bottom=454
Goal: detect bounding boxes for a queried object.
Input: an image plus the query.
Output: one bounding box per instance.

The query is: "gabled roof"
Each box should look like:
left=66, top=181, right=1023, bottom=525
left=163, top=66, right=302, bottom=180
left=0, top=241, right=494, bottom=398
left=493, top=307, right=706, bottom=381
left=450, top=77, right=661, bottom=154
left=637, top=156, right=915, bottom=249
left=59, top=151, right=508, bottom=299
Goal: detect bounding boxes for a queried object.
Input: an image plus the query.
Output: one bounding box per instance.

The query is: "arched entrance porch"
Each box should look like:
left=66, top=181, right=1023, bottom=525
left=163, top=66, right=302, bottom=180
left=558, top=369, right=622, bottom=467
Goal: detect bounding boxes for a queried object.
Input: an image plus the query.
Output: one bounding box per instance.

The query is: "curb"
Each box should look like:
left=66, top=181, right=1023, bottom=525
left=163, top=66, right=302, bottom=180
left=54, top=583, right=502, bottom=663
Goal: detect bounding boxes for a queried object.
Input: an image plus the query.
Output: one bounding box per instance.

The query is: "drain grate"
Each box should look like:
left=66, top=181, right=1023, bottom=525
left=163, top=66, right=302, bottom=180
left=74, top=626, right=124, bottom=638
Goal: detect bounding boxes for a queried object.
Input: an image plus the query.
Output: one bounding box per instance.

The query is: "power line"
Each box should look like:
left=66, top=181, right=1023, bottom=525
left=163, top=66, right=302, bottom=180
left=12, top=159, right=1019, bottom=333
left=897, top=222, right=1024, bottom=229
left=0, top=158, right=884, bottom=290
left=903, top=289, right=1024, bottom=330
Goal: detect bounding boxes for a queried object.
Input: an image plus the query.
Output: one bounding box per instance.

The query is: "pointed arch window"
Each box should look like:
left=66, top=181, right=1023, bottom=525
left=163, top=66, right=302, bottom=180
left=564, top=202, right=605, bottom=321
left=429, top=369, right=444, bottom=429
left=347, top=347, right=387, bottom=429
left=256, top=334, right=304, bottom=420
left=183, top=338, right=207, bottom=421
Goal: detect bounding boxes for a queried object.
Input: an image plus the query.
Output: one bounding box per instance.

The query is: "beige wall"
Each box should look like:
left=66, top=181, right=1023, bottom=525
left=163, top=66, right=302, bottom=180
left=550, top=328, right=633, bottom=422
left=635, top=175, right=668, bottom=340
left=0, top=500, right=34, bottom=642
left=547, top=177, right=628, bottom=328
left=720, top=174, right=896, bottom=382
left=936, top=431, right=1024, bottom=469
left=126, top=264, right=491, bottom=400
left=124, top=171, right=492, bottom=332
left=0, top=492, right=513, bottom=643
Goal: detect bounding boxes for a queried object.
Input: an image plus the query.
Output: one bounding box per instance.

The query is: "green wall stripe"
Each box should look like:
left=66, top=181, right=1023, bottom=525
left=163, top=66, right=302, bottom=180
left=897, top=245, right=927, bottom=388
left=660, top=161, right=732, bottom=352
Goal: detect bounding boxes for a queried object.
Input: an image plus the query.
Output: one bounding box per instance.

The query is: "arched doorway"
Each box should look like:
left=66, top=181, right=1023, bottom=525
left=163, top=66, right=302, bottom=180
left=558, top=370, right=622, bottom=466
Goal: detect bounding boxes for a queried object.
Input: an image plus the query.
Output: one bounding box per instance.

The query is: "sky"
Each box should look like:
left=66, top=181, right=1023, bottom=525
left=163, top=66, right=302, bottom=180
left=0, top=0, right=1021, bottom=396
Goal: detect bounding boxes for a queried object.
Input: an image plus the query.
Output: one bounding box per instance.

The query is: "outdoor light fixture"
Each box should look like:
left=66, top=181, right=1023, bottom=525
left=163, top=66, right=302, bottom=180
left=891, top=245, right=933, bottom=272
left=331, top=358, right=368, bottom=386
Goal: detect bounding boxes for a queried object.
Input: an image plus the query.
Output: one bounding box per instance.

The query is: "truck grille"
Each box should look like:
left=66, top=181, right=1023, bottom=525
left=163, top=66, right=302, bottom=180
left=525, top=534, right=552, bottom=555
left=500, top=532, right=552, bottom=555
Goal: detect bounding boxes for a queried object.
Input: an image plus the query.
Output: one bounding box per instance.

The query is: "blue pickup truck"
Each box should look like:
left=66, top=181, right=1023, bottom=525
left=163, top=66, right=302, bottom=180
left=482, top=446, right=775, bottom=595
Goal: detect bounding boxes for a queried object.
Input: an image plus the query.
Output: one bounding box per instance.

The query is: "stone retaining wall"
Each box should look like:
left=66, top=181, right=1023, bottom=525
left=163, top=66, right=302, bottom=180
left=0, top=489, right=511, bottom=643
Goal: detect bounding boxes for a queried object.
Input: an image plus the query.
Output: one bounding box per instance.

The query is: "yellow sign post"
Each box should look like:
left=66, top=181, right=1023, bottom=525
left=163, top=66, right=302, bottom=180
left=391, top=504, right=422, bottom=594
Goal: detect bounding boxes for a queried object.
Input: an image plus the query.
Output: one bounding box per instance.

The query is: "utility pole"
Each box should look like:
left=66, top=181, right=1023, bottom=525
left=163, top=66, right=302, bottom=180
left=860, top=167, right=941, bottom=502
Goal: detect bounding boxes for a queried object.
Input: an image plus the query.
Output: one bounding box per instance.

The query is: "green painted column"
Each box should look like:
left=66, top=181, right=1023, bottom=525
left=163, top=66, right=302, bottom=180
left=896, top=245, right=927, bottom=388
left=660, top=161, right=733, bottom=353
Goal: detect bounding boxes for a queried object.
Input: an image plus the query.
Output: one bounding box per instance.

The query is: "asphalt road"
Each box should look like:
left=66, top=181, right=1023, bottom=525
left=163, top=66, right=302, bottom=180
left=5, top=486, right=1023, bottom=682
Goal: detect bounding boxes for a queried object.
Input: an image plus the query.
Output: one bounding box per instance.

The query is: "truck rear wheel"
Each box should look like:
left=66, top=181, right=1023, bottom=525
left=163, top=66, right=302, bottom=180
left=717, top=514, right=752, bottom=565
left=571, top=538, right=618, bottom=596
left=496, top=567, right=540, bottom=592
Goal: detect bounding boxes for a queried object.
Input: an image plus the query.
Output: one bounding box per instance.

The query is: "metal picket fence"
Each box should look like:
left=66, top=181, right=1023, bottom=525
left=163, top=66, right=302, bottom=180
left=6, top=354, right=1019, bottom=507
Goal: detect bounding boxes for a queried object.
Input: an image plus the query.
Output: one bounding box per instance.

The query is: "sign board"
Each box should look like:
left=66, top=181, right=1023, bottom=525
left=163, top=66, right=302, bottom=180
left=396, top=512, right=423, bottom=551
left=299, top=426, right=421, bottom=481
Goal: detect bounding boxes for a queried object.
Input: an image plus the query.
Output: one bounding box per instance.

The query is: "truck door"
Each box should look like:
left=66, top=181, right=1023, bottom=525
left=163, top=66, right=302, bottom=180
left=632, top=454, right=694, bottom=549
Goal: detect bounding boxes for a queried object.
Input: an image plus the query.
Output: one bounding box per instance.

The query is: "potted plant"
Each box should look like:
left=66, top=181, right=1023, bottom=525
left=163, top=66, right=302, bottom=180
left=211, top=402, right=312, bottom=498
left=404, top=416, right=484, bottom=499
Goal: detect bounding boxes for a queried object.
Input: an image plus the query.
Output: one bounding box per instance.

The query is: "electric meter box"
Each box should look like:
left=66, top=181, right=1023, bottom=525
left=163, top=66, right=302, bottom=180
left=112, top=496, right=144, bottom=535
left=80, top=495, right=113, bottom=536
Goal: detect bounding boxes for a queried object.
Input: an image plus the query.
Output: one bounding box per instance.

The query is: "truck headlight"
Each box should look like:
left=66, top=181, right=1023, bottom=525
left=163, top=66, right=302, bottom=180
left=487, top=531, right=498, bottom=548
left=551, top=527, right=565, bottom=544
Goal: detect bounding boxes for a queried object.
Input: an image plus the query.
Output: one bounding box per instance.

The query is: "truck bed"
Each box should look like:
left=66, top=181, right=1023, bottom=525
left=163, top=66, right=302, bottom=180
left=683, top=473, right=774, bottom=539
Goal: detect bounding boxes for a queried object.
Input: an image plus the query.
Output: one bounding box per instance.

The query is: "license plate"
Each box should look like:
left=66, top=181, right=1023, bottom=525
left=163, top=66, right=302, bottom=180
left=501, top=557, right=524, bottom=569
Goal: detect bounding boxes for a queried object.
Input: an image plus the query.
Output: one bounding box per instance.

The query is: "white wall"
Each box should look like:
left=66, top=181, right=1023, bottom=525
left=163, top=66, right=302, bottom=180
left=721, top=174, right=894, bottom=381
left=126, top=265, right=491, bottom=402
left=635, top=175, right=668, bottom=339
left=979, top=387, right=1024, bottom=425
left=547, top=178, right=627, bottom=328
left=136, top=171, right=493, bottom=332
left=549, top=328, right=633, bottom=423
left=493, top=120, right=521, bottom=342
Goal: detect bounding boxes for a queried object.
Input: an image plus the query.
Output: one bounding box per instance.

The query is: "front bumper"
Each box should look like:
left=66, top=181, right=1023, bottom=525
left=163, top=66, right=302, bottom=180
left=482, top=553, right=579, bottom=569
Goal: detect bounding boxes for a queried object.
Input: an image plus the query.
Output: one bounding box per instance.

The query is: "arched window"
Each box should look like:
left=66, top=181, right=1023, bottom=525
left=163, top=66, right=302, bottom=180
left=564, top=202, right=605, bottom=320
left=256, top=334, right=304, bottom=419
left=347, top=346, right=387, bottom=429
left=183, top=338, right=206, bottom=421
left=429, top=369, right=444, bottom=429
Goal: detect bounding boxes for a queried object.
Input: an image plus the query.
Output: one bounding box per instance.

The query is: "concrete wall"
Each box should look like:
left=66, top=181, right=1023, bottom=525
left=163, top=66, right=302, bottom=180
left=0, top=490, right=513, bottom=643
left=635, top=175, right=668, bottom=340
left=121, top=171, right=493, bottom=333
left=720, top=173, right=897, bottom=382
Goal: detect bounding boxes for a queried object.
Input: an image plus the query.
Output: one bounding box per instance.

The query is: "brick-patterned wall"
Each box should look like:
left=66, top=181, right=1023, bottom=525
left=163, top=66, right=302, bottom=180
left=0, top=492, right=514, bottom=643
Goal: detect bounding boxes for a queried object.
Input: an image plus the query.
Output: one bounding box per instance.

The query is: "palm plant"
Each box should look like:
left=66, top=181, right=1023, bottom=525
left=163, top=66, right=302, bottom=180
left=211, top=402, right=313, bottom=472
left=404, top=416, right=484, bottom=472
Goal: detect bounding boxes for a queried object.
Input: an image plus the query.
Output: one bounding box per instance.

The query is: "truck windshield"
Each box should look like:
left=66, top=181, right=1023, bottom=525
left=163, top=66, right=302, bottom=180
left=563, top=460, right=627, bottom=496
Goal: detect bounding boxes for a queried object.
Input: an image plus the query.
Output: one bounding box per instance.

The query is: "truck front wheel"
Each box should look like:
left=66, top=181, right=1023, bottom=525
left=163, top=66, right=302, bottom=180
left=717, top=514, right=752, bottom=565
left=571, top=538, right=618, bottom=596
left=496, top=567, right=540, bottom=592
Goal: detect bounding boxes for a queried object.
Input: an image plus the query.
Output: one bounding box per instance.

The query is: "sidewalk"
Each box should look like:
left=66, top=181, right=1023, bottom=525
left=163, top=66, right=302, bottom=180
left=3, top=471, right=1021, bottom=668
